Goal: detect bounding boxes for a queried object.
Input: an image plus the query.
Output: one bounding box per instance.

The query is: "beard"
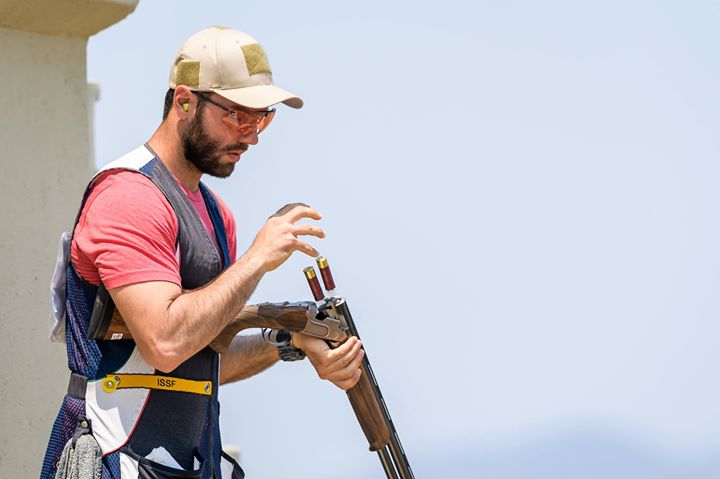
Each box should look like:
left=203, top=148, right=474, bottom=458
left=181, top=112, right=247, bottom=178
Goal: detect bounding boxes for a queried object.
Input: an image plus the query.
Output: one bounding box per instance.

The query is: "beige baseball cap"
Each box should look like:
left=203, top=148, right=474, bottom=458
left=169, top=26, right=303, bottom=109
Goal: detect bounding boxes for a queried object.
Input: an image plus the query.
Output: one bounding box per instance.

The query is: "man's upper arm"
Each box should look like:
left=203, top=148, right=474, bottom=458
left=72, top=171, right=181, bottom=289
left=108, top=280, right=181, bottom=364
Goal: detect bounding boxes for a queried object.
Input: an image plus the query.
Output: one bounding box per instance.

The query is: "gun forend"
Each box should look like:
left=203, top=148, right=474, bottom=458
left=347, top=363, right=392, bottom=451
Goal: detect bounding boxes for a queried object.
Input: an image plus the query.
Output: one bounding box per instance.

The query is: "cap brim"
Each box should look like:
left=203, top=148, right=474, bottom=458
left=212, top=84, right=303, bottom=109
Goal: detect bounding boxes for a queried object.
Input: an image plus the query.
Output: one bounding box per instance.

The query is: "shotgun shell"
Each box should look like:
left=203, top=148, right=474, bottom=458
left=303, top=266, right=325, bottom=301
left=316, top=256, right=336, bottom=291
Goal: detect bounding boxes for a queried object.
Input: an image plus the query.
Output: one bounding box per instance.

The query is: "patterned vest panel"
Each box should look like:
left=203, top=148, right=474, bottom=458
left=41, top=145, right=242, bottom=479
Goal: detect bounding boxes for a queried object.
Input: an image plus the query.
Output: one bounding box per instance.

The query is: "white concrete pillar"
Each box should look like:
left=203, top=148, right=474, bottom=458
left=0, top=1, right=137, bottom=476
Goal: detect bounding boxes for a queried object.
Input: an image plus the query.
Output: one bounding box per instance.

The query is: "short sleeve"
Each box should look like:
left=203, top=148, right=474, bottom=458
left=71, top=170, right=182, bottom=289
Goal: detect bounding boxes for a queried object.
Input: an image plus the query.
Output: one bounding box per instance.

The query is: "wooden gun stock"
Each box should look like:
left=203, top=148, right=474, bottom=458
left=210, top=303, right=326, bottom=353
left=87, top=285, right=347, bottom=353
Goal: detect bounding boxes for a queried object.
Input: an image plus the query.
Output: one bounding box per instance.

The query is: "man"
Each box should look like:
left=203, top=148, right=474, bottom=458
left=41, top=27, right=363, bottom=478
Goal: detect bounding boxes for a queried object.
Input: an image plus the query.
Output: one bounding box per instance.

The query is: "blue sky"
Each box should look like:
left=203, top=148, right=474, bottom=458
left=88, top=1, right=720, bottom=477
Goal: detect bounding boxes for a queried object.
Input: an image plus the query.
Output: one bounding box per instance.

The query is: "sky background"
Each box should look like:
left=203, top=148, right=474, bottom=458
left=87, top=1, right=720, bottom=477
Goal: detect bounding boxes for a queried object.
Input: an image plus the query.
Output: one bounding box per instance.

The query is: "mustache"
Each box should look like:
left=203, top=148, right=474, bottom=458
left=221, top=144, right=249, bottom=153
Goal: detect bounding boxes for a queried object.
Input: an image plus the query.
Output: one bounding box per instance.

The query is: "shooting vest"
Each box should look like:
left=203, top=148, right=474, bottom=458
left=41, top=145, right=243, bottom=479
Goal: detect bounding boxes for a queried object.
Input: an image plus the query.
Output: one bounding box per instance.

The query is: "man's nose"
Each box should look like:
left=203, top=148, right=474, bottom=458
left=240, top=130, right=259, bottom=145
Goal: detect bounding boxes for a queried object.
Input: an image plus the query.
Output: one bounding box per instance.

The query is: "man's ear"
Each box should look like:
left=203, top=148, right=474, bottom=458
left=174, top=86, right=193, bottom=116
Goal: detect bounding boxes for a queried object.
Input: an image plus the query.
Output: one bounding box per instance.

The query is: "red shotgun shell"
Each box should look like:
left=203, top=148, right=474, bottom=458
left=303, top=266, right=324, bottom=301
left=316, top=256, right=336, bottom=291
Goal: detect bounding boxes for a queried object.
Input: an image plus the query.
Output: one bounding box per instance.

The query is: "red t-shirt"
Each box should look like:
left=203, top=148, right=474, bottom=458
left=71, top=170, right=237, bottom=289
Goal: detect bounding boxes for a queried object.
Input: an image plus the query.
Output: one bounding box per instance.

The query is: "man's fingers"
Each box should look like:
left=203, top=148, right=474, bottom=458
left=334, top=369, right=362, bottom=391
left=342, top=347, right=365, bottom=375
left=302, top=335, right=365, bottom=390
left=310, top=337, right=359, bottom=372
left=294, top=240, right=319, bottom=258
left=271, top=202, right=310, bottom=218
left=327, top=336, right=360, bottom=361
left=327, top=358, right=364, bottom=388
left=291, top=223, right=326, bottom=239
left=286, top=205, right=322, bottom=223
left=323, top=339, right=364, bottom=376
left=270, top=203, right=322, bottom=223
left=328, top=338, right=363, bottom=370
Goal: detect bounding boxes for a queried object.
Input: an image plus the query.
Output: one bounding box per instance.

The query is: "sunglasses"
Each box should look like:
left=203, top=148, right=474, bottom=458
left=192, top=91, right=275, bottom=135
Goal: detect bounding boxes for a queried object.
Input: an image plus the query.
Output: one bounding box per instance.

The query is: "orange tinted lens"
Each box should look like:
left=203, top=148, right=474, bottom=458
left=257, top=109, right=275, bottom=134
left=222, top=109, right=274, bottom=134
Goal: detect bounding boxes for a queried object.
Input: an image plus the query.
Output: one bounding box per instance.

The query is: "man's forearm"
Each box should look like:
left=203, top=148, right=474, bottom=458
left=166, top=255, right=265, bottom=359
left=115, top=254, right=266, bottom=372
left=219, top=333, right=279, bottom=384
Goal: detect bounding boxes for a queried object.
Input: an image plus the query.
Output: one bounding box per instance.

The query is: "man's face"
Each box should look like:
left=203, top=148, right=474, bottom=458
left=180, top=99, right=253, bottom=178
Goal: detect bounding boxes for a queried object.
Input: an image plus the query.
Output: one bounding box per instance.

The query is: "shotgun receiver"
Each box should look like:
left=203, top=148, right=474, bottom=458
left=87, top=287, right=347, bottom=354
left=305, top=257, right=415, bottom=479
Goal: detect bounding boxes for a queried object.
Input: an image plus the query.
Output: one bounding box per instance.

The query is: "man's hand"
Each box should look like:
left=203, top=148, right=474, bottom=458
left=247, top=203, right=325, bottom=273
left=293, top=334, right=364, bottom=390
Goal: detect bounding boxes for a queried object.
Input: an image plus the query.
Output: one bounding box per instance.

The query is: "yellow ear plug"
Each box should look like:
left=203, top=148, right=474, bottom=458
left=182, top=102, right=189, bottom=112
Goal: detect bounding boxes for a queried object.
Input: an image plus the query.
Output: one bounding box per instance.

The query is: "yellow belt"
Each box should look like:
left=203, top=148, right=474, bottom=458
left=101, top=374, right=212, bottom=396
